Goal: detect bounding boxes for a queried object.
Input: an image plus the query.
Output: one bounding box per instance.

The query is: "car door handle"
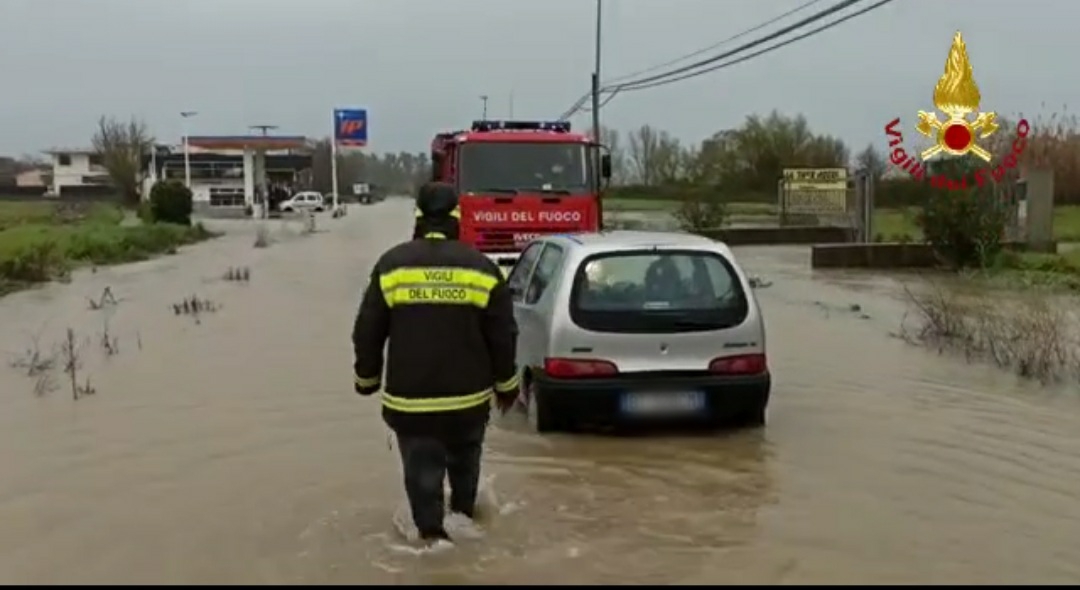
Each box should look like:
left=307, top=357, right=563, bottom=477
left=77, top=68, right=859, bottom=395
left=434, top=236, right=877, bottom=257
left=541, top=197, right=561, bottom=204
left=494, top=197, right=513, bottom=204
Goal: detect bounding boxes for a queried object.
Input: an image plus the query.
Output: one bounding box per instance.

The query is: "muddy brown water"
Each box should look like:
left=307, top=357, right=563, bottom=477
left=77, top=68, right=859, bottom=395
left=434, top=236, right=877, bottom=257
left=3, top=200, right=1080, bottom=584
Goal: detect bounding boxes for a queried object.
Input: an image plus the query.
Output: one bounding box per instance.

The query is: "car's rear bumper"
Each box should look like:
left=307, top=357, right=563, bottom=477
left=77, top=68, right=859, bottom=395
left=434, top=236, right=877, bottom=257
left=533, top=371, right=771, bottom=425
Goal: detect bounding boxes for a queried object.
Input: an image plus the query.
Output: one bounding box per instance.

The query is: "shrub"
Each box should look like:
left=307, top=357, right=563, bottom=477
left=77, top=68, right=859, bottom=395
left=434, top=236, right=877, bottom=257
left=902, top=280, right=1080, bottom=383
left=137, top=199, right=155, bottom=223
left=672, top=194, right=727, bottom=232
left=0, top=240, right=67, bottom=283
left=149, top=180, right=193, bottom=226
left=0, top=222, right=214, bottom=292
left=915, top=156, right=1012, bottom=269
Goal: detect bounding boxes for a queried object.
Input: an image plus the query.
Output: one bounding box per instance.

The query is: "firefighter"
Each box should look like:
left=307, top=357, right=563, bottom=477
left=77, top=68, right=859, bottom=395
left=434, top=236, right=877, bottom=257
left=352, top=181, right=519, bottom=546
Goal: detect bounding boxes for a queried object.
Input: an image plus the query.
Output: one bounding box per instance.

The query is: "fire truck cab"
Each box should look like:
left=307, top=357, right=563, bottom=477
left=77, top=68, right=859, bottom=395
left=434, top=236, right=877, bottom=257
left=430, top=120, right=611, bottom=266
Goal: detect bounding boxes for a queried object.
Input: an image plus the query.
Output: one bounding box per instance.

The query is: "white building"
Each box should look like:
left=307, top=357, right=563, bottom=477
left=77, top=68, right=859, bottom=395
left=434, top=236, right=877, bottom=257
left=146, top=136, right=313, bottom=216
left=44, top=136, right=311, bottom=215
left=43, top=148, right=110, bottom=195
left=15, top=168, right=49, bottom=187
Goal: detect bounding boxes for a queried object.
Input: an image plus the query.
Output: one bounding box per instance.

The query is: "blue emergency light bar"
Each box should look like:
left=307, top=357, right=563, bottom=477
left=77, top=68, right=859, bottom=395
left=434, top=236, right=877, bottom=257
left=471, top=120, right=571, bottom=133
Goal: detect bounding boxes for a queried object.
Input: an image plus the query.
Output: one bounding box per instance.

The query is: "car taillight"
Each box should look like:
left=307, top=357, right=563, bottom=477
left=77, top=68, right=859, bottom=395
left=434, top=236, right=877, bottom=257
left=708, top=354, right=767, bottom=375
left=543, top=357, right=618, bottom=378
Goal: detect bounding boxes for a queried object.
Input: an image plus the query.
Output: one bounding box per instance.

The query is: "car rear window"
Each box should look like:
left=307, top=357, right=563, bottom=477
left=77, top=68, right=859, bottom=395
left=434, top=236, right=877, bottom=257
left=569, top=249, right=749, bottom=334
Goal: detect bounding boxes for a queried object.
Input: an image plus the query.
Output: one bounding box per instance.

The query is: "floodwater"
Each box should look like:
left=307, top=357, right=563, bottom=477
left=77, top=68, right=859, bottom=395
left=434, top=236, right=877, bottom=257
left=2, top=199, right=1080, bottom=584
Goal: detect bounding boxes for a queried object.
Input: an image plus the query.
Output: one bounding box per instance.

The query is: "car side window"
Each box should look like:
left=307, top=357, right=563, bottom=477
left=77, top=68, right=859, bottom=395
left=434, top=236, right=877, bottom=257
left=525, top=244, right=565, bottom=305
left=507, top=243, right=544, bottom=302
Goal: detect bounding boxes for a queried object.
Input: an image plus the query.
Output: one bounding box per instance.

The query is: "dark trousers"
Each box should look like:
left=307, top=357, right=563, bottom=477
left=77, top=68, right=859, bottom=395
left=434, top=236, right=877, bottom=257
left=396, top=424, right=485, bottom=540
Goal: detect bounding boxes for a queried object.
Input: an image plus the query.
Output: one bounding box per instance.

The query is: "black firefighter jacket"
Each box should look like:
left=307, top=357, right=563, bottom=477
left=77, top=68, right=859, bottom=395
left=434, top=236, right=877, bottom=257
left=352, top=234, right=520, bottom=436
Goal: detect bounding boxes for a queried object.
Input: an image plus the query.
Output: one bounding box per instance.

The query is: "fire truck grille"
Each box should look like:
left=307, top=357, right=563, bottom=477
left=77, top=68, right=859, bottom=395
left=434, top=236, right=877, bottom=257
left=474, top=227, right=563, bottom=253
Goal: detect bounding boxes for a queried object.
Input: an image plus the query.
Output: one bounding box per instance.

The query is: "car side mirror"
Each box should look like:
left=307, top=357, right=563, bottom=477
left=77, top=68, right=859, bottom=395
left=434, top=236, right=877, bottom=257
left=600, top=154, right=612, bottom=179
left=430, top=154, right=443, bottom=181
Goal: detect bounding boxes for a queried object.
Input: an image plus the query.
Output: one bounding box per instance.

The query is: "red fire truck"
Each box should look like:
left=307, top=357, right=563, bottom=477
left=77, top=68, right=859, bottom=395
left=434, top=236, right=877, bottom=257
left=430, top=120, right=611, bottom=266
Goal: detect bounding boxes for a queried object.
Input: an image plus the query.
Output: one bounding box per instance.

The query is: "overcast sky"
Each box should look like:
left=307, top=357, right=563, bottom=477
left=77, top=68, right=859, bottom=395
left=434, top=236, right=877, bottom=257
left=0, top=0, right=1071, bottom=157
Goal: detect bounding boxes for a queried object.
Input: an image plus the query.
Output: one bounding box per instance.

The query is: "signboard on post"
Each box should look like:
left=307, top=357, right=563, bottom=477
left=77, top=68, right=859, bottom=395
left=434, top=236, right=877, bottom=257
left=334, top=108, right=368, bottom=147
left=330, top=107, right=368, bottom=209
left=781, top=168, right=849, bottom=215
left=352, top=183, right=370, bottom=195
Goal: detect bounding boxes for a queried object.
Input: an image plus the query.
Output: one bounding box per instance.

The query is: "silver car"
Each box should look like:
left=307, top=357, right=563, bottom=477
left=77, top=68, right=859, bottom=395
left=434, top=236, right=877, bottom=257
left=506, top=231, right=769, bottom=432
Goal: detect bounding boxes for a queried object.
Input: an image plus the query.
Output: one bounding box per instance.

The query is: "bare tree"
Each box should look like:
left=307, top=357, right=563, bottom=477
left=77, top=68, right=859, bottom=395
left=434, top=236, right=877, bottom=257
left=627, top=124, right=659, bottom=185
left=855, top=143, right=887, bottom=179
left=91, top=115, right=154, bottom=207
left=599, top=125, right=628, bottom=185
left=627, top=125, right=683, bottom=186
left=654, top=134, right=683, bottom=184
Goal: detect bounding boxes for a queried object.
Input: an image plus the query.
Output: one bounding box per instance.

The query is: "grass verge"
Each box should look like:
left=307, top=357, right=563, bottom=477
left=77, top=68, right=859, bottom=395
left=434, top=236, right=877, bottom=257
left=971, top=249, right=1080, bottom=291
left=0, top=202, right=216, bottom=296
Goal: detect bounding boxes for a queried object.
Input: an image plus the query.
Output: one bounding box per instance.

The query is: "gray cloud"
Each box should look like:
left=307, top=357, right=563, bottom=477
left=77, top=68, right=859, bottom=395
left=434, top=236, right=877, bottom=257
left=0, top=0, right=1071, bottom=155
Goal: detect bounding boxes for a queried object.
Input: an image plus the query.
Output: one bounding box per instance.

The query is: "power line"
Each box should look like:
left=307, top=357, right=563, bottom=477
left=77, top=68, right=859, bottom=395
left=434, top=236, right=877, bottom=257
left=560, top=0, right=826, bottom=121
left=605, top=0, right=864, bottom=89
left=558, top=94, right=592, bottom=120
left=578, top=89, right=621, bottom=114
left=614, top=0, right=894, bottom=92
left=602, top=0, right=827, bottom=86
left=557, top=0, right=865, bottom=119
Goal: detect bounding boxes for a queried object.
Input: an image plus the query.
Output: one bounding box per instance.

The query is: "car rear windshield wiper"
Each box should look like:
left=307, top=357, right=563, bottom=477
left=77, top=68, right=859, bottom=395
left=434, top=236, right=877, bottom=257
left=538, top=188, right=572, bottom=195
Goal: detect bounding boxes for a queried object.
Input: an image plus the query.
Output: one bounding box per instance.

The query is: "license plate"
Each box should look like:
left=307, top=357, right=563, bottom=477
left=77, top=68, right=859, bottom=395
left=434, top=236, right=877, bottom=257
left=620, top=391, right=705, bottom=416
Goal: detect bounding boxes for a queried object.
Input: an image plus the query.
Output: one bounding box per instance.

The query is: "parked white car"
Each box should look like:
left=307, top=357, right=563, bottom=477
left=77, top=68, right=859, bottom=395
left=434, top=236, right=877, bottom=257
left=280, top=191, right=325, bottom=213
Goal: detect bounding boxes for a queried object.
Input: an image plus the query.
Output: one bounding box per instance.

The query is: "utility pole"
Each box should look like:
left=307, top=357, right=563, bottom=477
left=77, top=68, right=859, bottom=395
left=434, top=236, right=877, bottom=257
left=480, top=95, right=489, bottom=119
left=591, top=0, right=604, bottom=227
left=248, top=125, right=278, bottom=219
left=180, top=111, right=198, bottom=190
left=591, top=0, right=603, bottom=146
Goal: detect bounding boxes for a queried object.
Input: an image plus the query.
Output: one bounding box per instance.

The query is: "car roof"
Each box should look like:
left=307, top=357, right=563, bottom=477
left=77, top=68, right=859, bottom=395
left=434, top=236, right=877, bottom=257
left=540, top=230, right=729, bottom=255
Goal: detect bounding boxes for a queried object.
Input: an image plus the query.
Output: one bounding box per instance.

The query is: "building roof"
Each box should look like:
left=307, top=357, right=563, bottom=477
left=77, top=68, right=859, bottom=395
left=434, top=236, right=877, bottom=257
left=186, top=135, right=310, bottom=151
left=43, top=147, right=96, bottom=155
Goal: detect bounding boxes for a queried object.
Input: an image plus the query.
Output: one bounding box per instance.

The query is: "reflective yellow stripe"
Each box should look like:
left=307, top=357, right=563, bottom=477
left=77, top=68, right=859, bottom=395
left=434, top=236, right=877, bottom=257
left=494, top=373, right=520, bottom=393
left=382, top=389, right=493, bottom=413
left=414, top=206, right=461, bottom=219
left=355, top=374, right=380, bottom=388
left=379, top=266, right=499, bottom=309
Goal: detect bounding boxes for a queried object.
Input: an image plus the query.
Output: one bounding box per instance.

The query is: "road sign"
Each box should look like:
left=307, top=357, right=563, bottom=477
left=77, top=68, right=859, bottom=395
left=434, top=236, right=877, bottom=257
left=781, top=168, right=848, bottom=215
left=353, top=183, right=370, bottom=195
left=334, top=108, right=367, bottom=147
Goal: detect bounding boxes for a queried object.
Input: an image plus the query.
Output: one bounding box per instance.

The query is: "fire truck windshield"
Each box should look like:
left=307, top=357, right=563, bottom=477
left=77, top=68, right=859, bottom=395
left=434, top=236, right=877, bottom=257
left=458, top=142, right=592, bottom=195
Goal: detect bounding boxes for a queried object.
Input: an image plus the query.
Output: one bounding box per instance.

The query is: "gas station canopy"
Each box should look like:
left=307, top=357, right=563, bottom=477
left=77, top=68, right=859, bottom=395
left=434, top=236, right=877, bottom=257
left=186, top=135, right=310, bottom=151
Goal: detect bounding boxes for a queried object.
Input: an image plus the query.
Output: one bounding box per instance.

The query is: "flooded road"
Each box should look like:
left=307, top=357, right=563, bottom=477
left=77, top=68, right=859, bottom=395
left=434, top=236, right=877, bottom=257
left=3, top=199, right=1080, bottom=584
